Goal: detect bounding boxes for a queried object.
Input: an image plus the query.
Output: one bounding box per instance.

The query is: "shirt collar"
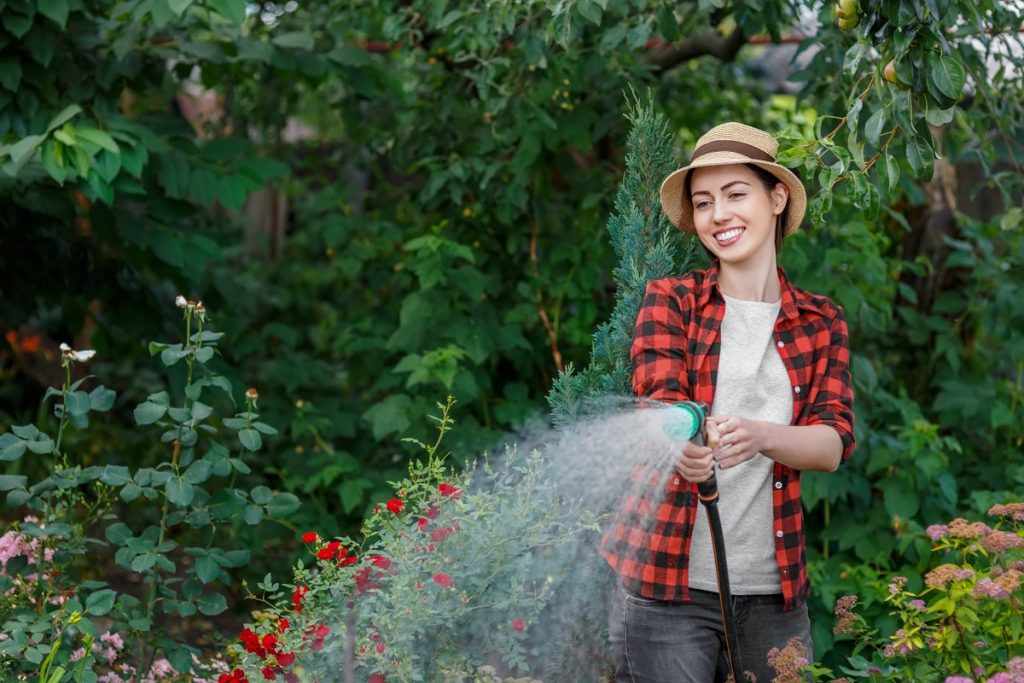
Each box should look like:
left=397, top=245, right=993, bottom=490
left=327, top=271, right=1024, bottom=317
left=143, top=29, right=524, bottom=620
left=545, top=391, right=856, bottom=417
left=698, top=262, right=827, bottom=320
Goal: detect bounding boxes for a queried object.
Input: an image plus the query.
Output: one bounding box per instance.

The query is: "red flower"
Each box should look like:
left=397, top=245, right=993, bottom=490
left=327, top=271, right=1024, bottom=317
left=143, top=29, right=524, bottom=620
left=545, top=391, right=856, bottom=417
left=220, top=670, right=249, bottom=683
left=433, top=572, right=453, bottom=587
left=301, top=531, right=317, bottom=543
left=240, top=627, right=260, bottom=653
left=337, top=546, right=358, bottom=567
left=262, top=666, right=277, bottom=681
left=275, top=651, right=295, bottom=667
left=375, top=643, right=386, bottom=654
left=416, top=517, right=429, bottom=531
left=311, top=637, right=324, bottom=652
left=511, top=618, right=526, bottom=632
left=355, top=566, right=382, bottom=593
left=369, top=675, right=387, bottom=683
left=262, top=633, right=279, bottom=653
left=370, top=554, right=392, bottom=570
left=424, top=505, right=440, bottom=520
left=292, top=585, right=308, bottom=612
left=386, top=498, right=404, bottom=514
left=318, top=540, right=341, bottom=561
left=278, top=618, right=290, bottom=633
left=438, top=483, right=461, bottom=499
left=430, top=528, right=449, bottom=542
left=315, top=624, right=330, bottom=638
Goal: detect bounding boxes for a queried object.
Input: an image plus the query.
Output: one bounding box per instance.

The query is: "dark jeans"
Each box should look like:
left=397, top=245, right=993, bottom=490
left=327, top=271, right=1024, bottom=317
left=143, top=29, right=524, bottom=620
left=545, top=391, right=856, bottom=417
left=608, top=584, right=813, bottom=683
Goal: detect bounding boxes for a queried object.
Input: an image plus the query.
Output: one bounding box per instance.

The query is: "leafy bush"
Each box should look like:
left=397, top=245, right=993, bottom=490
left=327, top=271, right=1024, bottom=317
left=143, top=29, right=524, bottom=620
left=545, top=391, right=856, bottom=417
left=0, top=298, right=296, bottom=681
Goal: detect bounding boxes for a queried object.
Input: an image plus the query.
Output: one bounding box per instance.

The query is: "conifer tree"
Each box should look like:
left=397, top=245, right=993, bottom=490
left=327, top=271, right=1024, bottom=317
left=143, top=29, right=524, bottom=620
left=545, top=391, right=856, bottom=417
left=547, top=92, right=698, bottom=422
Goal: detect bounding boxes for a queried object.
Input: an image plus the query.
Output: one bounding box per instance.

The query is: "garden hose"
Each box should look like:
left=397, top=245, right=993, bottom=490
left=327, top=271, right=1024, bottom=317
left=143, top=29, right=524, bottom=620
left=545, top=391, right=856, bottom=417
left=665, top=402, right=743, bottom=682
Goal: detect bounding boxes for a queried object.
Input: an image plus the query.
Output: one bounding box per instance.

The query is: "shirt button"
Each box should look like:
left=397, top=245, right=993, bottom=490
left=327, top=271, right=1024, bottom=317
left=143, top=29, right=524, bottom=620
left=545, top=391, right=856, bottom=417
left=776, top=530, right=784, bottom=538
left=673, top=477, right=680, bottom=485
left=794, top=386, right=801, bottom=394
left=776, top=340, right=784, bottom=348
left=774, top=481, right=783, bottom=489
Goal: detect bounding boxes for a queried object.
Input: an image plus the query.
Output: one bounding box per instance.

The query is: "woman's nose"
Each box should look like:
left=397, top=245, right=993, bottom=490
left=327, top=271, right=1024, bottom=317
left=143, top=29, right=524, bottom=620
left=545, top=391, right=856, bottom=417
left=713, top=199, right=732, bottom=222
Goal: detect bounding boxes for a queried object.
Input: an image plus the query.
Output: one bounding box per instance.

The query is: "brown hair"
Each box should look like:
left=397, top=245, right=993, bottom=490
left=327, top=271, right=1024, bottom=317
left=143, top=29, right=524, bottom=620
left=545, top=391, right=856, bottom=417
left=683, top=163, right=789, bottom=257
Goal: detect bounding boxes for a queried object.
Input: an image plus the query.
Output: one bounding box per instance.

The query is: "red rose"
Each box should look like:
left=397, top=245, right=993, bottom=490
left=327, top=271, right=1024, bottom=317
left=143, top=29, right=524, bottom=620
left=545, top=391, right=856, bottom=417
left=375, top=643, right=386, bottom=654
left=315, top=624, right=330, bottom=638
left=275, top=651, right=295, bottom=667
left=369, top=675, right=387, bottom=683
left=416, top=517, right=429, bottom=531
left=317, top=540, right=341, bottom=560
left=430, top=528, right=448, bottom=542
left=278, top=618, right=290, bottom=633
left=261, top=666, right=277, bottom=681
left=301, top=531, right=317, bottom=543
left=370, top=555, right=392, bottom=570
left=292, top=585, right=308, bottom=612
left=424, top=505, right=440, bottom=520
left=386, top=498, right=404, bottom=514
left=311, top=637, right=324, bottom=652
left=511, top=618, right=526, bottom=632
left=262, top=633, right=278, bottom=653
left=433, top=572, right=453, bottom=587
left=438, top=483, right=461, bottom=499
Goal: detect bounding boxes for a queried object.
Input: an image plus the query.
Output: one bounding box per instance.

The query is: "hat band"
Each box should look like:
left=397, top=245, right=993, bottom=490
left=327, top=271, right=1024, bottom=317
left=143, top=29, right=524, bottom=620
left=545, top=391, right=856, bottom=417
left=690, top=140, right=774, bottom=163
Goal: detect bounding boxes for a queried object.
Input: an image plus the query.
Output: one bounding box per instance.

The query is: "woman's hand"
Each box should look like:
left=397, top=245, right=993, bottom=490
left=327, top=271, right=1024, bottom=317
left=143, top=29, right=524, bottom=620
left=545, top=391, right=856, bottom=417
left=675, top=420, right=721, bottom=483
left=706, top=415, right=772, bottom=469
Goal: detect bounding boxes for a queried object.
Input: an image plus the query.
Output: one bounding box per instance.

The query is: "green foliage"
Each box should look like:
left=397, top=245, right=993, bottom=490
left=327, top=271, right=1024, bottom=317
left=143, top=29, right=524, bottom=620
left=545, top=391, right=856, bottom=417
left=0, top=300, right=291, bottom=680
left=234, top=398, right=602, bottom=682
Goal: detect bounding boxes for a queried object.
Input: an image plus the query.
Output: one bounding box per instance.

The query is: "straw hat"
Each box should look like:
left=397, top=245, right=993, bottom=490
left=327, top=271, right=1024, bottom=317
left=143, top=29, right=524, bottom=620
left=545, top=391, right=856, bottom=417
left=659, top=122, right=806, bottom=236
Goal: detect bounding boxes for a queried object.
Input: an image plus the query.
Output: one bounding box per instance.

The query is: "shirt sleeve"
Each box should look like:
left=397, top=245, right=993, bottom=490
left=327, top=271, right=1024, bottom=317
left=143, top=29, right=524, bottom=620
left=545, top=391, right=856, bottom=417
left=630, top=279, right=691, bottom=403
left=806, top=306, right=856, bottom=464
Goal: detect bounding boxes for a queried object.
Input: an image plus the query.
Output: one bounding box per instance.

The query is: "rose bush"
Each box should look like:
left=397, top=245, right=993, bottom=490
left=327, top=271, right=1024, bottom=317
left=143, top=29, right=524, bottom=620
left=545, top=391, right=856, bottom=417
left=228, top=397, right=606, bottom=683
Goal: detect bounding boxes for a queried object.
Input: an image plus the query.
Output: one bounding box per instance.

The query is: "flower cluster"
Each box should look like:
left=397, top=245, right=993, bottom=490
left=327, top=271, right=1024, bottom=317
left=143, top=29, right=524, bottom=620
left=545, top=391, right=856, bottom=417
left=767, top=636, right=811, bottom=683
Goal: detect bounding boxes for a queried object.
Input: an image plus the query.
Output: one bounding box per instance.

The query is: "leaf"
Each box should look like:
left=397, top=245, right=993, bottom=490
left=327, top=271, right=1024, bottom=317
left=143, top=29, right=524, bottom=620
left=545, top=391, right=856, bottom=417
left=11, top=424, right=39, bottom=440
left=577, top=0, right=603, bottom=25
left=64, top=391, right=91, bottom=417
left=328, top=46, right=373, bottom=66
left=168, top=0, right=193, bottom=15
left=928, top=53, right=965, bottom=101
left=8, top=489, right=32, bottom=506
left=266, top=492, right=300, bottom=518
left=134, top=401, right=168, bottom=425
left=85, top=589, right=117, bottom=616
left=131, top=553, right=158, bottom=572
left=6, top=134, right=44, bottom=175
left=197, top=591, right=227, bottom=615
left=864, top=108, right=886, bottom=148
left=0, top=475, right=27, bottom=491
left=252, top=421, right=278, bottom=435
left=0, top=434, right=26, bottom=462
left=165, top=477, right=195, bottom=506
left=89, top=386, right=116, bottom=412
left=191, top=401, right=213, bottom=422
left=250, top=485, right=273, bottom=504
left=243, top=504, right=263, bottom=525
left=884, top=485, right=919, bottom=519
left=210, top=0, right=246, bottom=24
left=37, top=0, right=70, bottom=27
left=181, top=460, right=211, bottom=485
left=880, top=154, right=900, bottom=194
left=656, top=5, right=680, bottom=42
left=120, top=483, right=143, bottom=502
left=0, top=58, right=21, bottom=92
left=904, top=131, right=934, bottom=179
left=75, top=127, right=120, bottom=154
left=1, top=12, right=32, bottom=38
left=105, top=522, right=133, bottom=545
left=238, top=429, right=262, bottom=451
left=195, top=556, right=219, bottom=583
left=271, top=31, right=314, bottom=50
left=44, top=104, right=82, bottom=135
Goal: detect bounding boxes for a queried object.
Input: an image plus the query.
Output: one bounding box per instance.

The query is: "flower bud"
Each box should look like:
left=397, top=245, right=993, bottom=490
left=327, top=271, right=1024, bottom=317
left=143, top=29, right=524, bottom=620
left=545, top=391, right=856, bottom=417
left=175, top=295, right=188, bottom=308
left=246, top=387, right=259, bottom=401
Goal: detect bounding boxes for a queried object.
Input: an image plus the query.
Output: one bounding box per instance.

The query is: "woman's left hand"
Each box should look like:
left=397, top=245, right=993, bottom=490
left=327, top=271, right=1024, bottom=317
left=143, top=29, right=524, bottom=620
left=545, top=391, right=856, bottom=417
left=706, top=415, right=772, bottom=469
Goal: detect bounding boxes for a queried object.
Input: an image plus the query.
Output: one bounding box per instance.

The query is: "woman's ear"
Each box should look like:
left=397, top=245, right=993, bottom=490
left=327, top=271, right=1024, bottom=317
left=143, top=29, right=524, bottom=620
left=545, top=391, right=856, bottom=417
left=771, top=183, right=789, bottom=215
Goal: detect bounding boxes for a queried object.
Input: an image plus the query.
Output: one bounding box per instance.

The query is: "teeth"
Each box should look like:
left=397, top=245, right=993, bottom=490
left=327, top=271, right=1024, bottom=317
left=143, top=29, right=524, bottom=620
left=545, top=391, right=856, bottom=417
left=716, top=228, right=743, bottom=242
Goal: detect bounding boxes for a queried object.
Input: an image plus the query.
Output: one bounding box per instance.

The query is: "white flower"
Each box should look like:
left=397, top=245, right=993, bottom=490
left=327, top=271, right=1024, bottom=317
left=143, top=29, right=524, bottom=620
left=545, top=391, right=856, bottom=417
left=175, top=295, right=187, bottom=308
left=59, top=343, right=96, bottom=363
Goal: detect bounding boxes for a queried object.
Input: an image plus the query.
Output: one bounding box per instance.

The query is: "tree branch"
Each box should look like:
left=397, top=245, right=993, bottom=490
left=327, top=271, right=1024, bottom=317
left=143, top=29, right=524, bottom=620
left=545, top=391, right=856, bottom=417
left=646, top=28, right=747, bottom=72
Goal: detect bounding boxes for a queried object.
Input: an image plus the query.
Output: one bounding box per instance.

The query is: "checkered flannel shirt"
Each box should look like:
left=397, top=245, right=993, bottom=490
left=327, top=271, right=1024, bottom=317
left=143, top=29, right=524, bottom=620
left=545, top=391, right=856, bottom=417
left=600, top=264, right=855, bottom=611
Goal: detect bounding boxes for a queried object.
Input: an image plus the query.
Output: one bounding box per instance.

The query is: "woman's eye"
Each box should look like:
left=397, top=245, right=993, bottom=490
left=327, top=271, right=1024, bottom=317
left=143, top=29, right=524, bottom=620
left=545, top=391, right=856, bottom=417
left=695, top=200, right=711, bottom=210
left=729, top=193, right=745, bottom=200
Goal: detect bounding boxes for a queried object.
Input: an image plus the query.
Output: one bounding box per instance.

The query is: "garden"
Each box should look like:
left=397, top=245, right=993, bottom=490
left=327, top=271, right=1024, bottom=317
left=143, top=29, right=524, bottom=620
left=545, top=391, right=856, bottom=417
left=1, top=0, right=1023, bottom=681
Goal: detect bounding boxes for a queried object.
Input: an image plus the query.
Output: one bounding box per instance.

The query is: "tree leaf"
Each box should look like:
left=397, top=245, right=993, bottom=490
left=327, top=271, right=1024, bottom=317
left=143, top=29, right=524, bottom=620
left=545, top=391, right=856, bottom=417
left=928, top=53, right=965, bottom=101
left=210, top=0, right=246, bottom=24
left=271, top=31, right=314, bottom=50
left=197, top=591, right=227, bottom=615
left=44, top=104, right=81, bottom=134
left=75, top=127, right=120, bottom=154
left=37, top=0, right=70, bottom=28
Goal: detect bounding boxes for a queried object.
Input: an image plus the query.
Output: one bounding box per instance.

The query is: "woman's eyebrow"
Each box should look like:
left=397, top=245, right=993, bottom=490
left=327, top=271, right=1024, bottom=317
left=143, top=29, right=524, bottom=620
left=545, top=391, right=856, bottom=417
left=691, top=180, right=751, bottom=196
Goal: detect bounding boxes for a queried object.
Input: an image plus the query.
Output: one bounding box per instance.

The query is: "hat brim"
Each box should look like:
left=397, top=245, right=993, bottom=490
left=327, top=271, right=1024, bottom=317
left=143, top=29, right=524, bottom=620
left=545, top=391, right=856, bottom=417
left=659, top=153, right=807, bottom=236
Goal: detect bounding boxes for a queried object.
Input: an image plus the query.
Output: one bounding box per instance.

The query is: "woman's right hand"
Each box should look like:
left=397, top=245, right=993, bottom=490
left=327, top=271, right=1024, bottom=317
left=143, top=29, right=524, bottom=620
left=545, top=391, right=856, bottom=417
left=675, top=420, right=720, bottom=483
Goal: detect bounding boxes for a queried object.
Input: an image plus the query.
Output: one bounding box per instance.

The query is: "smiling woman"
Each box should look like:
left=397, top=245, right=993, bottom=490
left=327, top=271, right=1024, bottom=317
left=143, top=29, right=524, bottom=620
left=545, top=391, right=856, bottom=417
left=601, top=122, right=856, bottom=683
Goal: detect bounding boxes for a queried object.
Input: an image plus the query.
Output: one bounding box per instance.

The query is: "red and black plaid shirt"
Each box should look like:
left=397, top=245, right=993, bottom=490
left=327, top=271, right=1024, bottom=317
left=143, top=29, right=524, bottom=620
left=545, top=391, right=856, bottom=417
left=600, top=264, right=855, bottom=611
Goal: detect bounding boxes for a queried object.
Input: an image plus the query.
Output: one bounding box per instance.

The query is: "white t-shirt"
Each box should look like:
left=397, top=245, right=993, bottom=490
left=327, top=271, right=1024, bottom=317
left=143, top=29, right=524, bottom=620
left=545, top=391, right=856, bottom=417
left=688, top=294, right=793, bottom=595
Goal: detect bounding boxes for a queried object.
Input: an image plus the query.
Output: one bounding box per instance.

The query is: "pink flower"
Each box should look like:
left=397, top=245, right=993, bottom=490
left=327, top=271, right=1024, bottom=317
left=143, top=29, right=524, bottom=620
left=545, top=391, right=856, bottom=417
left=433, top=572, right=453, bottom=587
left=511, top=618, right=525, bottom=632
left=926, top=524, right=949, bottom=540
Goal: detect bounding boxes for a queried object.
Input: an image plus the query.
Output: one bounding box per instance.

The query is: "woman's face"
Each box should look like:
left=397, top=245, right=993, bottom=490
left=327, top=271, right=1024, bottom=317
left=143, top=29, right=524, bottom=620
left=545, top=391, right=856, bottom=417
left=689, top=164, right=788, bottom=267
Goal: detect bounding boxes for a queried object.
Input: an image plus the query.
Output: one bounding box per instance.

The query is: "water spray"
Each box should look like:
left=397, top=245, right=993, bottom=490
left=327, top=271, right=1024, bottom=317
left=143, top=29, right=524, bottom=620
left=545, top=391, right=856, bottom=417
left=664, top=401, right=743, bottom=682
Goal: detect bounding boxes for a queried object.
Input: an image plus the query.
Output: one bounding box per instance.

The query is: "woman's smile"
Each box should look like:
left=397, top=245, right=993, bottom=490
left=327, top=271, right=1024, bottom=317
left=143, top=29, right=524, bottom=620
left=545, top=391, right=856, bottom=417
left=714, top=227, right=745, bottom=246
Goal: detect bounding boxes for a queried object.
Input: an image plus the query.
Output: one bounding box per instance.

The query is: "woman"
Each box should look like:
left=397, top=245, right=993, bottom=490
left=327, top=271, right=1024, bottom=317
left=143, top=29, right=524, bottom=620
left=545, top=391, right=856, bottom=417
left=601, top=122, right=856, bottom=682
